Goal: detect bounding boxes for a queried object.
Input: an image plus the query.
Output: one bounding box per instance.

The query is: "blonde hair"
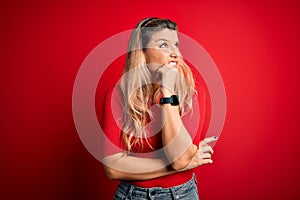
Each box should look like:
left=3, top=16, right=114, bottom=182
left=120, top=18, right=195, bottom=152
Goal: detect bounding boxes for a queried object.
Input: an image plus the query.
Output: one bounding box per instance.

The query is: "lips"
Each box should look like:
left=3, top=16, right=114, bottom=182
left=168, top=61, right=177, bottom=67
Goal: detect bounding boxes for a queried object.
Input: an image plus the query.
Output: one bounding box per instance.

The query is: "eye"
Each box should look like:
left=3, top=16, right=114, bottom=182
left=175, top=42, right=179, bottom=48
left=159, top=43, right=168, bottom=49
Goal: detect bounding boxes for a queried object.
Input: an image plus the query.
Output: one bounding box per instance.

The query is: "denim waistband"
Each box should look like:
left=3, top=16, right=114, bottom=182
left=117, top=174, right=197, bottom=199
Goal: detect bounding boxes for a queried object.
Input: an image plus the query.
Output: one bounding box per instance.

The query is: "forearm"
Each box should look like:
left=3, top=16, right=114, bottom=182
left=161, top=103, right=198, bottom=170
left=104, top=165, right=176, bottom=180
left=102, top=153, right=177, bottom=180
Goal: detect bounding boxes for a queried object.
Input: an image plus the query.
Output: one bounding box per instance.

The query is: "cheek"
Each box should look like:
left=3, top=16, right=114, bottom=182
left=144, top=50, right=169, bottom=72
left=147, top=51, right=168, bottom=64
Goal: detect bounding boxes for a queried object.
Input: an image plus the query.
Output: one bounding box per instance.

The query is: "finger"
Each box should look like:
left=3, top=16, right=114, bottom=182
left=199, top=153, right=212, bottom=159
left=201, top=159, right=213, bottom=164
left=155, top=64, right=169, bottom=73
left=200, top=145, right=214, bottom=155
left=198, top=140, right=207, bottom=147
left=156, top=64, right=178, bottom=75
left=204, top=136, right=218, bottom=143
left=152, top=65, right=169, bottom=83
left=200, top=136, right=218, bottom=146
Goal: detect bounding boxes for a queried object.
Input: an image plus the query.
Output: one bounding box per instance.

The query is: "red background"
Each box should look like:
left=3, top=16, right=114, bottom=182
left=1, top=0, right=300, bottom=199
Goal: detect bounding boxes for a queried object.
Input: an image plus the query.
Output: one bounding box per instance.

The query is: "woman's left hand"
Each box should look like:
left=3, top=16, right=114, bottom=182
left=180, top=136, right=218, bottom=170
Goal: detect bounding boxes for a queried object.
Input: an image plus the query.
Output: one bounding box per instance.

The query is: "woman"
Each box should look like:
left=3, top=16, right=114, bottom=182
left=101, top=17, right=217, bottom=200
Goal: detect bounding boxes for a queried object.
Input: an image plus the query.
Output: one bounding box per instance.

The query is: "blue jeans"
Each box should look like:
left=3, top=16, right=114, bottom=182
left=113, top=174, right=199, bottom=200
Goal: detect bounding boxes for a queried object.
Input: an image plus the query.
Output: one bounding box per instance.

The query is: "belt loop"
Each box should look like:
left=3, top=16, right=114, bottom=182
left=193, top=173, right=198, bottom=185
left=170, top=188, right=179, bottom=200
left=125, top=185, right=134, bottom=200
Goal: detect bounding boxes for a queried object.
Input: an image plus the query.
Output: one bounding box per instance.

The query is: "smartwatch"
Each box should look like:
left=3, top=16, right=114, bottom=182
left=160, top=95, right=179, bottom=106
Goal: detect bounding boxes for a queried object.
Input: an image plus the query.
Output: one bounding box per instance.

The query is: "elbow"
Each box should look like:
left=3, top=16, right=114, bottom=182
left=168, top=144, right=198, bottom=171
left=106, top=172, right=116, bottom=180
left=171, top=158, right=190, bottom=171
left=170, top=148, right=196, bottom=170
left=103, top=166, right=120, bottom=180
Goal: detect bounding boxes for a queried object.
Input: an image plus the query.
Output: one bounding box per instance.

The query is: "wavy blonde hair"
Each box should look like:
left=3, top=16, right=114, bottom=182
left=120, top=18, right=196, bottom=152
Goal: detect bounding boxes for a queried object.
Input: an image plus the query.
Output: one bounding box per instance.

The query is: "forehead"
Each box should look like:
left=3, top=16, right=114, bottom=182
left=149, top=29, right=178, bottom=42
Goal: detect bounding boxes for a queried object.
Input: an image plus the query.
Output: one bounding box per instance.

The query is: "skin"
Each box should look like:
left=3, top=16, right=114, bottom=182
left=144, top=29, right=214, bottom=169
left=103, top=28, right=217, bottom=180
left=144, top=29, right=180, bottom=72
left=144, top=29, right=181, bottom=95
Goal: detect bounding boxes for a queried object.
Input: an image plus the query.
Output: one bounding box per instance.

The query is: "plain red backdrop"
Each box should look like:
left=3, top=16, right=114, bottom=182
left=1, top=0, right=300, bottom=199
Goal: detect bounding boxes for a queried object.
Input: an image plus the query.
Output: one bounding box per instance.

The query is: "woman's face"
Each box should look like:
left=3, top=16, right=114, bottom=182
left=143, top=29, right=180, bottom=72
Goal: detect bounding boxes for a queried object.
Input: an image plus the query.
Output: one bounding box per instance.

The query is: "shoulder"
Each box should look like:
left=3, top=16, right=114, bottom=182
left=102, top=85, right=124, bottom=121
left=101, top=84, right=123, bottom=127
left=104, top=84, right=122, bottom=103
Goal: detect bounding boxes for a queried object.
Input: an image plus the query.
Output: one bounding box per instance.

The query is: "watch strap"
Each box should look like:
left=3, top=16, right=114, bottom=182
left=160, top=95, right=179, bottom=106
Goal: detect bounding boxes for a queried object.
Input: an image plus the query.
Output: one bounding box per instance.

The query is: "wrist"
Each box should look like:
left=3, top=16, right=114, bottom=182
left=160, top=87, right=174, bottom=97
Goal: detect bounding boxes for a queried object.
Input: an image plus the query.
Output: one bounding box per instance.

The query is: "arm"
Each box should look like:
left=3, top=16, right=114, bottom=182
left=101, top=83, right=215, bottom=180
left=100, top=87, right=179, bottom=180
left=102, top=153, right=177, bottom=180
left=160, top=102, right=198, bottom=170
left=178, top=136, right=217, bottom=171
left=157, top=66, right=198, bottom=170
left=103, top=136, right=217, bottom=180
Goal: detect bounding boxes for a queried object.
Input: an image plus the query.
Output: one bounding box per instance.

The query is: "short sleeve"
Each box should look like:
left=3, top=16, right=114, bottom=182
left=100, top=86, right=125, bottom=157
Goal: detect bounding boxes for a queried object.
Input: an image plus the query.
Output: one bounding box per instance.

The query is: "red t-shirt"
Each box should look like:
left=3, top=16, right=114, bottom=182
left=100, top=84, right=209, bottom=188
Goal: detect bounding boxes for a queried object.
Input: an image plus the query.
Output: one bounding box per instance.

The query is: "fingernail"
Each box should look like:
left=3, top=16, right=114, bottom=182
left=213, top=136, right=219, bottom=140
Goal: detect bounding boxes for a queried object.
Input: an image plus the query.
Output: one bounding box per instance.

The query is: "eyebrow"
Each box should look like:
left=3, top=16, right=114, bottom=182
left=155, top=38, right=179, bottom=44
left=155, top=38, right=170, bottom=42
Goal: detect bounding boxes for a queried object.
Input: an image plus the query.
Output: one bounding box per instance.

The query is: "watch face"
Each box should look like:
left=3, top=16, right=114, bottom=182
left=171, top=95, right=179, bottom=105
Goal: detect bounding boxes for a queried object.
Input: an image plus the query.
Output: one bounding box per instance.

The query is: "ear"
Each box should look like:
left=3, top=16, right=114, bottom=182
left=142, top=49, right=148, bottom=63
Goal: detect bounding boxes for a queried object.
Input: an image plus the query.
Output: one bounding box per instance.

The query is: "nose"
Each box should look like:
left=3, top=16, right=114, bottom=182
left=169, top=46, right=180, bottom=58
left=170, top=51, right=178, bottom=58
